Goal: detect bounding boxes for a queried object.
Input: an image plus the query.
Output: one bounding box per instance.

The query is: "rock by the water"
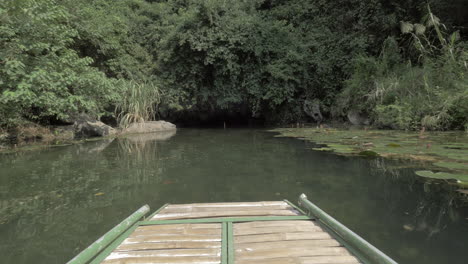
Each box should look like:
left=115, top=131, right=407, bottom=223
left=74, top=120, right=116, bottom=138
left=125, top=130, right=176, bottom=143
left=122, top=121, right=176, bottom=134
left=304, top=99, right=323, bottom=124
left=72, top=113, right=116, bottom=138
left=0, top=133, right=10, bottom=148
left=347, top=110, right=370, bottom=125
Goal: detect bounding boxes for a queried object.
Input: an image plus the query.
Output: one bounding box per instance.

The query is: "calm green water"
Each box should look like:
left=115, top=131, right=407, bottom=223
left=0, top=129, right=467, bottom=264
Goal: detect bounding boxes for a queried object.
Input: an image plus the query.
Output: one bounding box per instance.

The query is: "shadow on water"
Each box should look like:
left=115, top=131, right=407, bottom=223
left=0, top=129, right=467, bottom=263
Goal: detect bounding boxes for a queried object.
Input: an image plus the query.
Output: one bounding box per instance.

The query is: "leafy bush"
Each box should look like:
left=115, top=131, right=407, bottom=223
left=0, top=0, right=121, bottom=127
left=338, top=6, right=468, bottom=130
left=374, top=104, right=415, bottom=129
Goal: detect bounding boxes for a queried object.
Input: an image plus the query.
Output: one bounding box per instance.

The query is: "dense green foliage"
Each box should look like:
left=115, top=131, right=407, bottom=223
left=338, top=6, right=468, bottom=130
left=1, top=0, right=467, bottom=129
left=0, top=0, right=152, bottom=127
left=0, top=0, right=118, bottom=126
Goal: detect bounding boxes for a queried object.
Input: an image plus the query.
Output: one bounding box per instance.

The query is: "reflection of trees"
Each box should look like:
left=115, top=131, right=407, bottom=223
left=369, top=157, right=467, bottom=239
left=0, top=131, right=178, bottom=263
left=345, top=157, right=468, bottom=263
left=118, top=131, right=177, bottom=158
left=0, top=129, right=467, bottom=264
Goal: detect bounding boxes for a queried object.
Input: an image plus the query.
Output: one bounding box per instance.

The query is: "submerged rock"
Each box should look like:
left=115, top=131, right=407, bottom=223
left=122, top=121, right=176, bottom=135
left=124, top=130, right=176, bottom=142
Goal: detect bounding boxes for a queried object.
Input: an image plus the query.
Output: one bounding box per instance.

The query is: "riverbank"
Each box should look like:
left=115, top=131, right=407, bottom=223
left=0, top=125, right=75, bottom=150
left=0, top=121, right=176, bottom=153
left=271, top=127, right=468, bottom=188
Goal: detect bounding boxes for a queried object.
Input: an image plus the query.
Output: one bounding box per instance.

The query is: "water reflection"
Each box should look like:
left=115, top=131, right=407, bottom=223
left=0, top=129, right=466, bottom=264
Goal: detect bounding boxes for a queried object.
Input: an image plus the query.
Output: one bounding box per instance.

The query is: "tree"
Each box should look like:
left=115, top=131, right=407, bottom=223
left=0, top=0, right=120, bottom=126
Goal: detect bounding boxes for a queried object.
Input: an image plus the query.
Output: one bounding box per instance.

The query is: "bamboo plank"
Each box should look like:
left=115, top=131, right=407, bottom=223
left=131, top=228, right=221, bottom=237
left=235, top=255, right=360, bottom=264
left=123, top=234, right=221, bottom=244
left=236, top=239, right=341, bottom=251
left=140, top=216, right=311, bottom=226
left=164, top=201, right=287, bottom=208
left=298, top=256, right=361, bottom=264
left=104, top=249, right=220, bottom=259
left=115, top=241, right=221, bottom=251
left=134, top=223, right=221, bottom=231
left=235, top=232, right=332, bottom=243
left=235, top=258, right=298, bottom=264
left=235, top=246, right=351, bottom=260
left=159, top=205, right=294, bottom=214
left=101, top=255, right=220, bottom=264
left=234, top=225, right=322, bottom=235
left=234, top=220, right=318, bottom=229
left=151, top=210, right=300, bottom=220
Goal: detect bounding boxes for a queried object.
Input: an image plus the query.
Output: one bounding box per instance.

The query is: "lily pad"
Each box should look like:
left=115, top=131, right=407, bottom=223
left=434, top=162, right=468, bottom=170
left=312, top=147, right=333, bottom=151
left=327, top=144, right=355, bottom=154
left=415, top=170, right=468, bottom=183
left=271, top=128, right=468, bottom=173
left=359, top=150, right=379, bottom=157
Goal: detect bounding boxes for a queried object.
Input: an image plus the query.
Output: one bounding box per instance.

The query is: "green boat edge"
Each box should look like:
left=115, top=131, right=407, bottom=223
left=67, top=194, right=398, bottom=264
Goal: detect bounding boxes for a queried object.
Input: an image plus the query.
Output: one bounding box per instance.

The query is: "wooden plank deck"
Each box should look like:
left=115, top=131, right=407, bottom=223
left=98, top=201, right=362, bottom=264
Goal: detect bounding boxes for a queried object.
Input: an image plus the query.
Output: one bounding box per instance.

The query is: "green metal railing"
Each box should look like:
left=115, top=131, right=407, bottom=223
left=298, top=194, right=398, bottom=264
left=67, top=205, right=150, bottom=264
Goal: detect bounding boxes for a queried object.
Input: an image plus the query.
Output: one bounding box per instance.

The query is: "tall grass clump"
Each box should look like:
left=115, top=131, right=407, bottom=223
left=337, top=5, right=468, bottom=130
left=116, top=80, right=162, bottom=128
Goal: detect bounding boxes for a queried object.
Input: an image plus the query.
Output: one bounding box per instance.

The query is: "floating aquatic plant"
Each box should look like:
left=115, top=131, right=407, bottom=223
left=272, top=128, right=468, bottom=186
left=434, top=162, right=468, bottom=171
left=415, top=171, right=468, bottom=183
left=358, top=150, right=379, bottom=157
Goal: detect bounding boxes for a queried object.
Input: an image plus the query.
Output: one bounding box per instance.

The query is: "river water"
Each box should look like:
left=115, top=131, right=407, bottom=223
left=0, top=129, right=467, bottom=263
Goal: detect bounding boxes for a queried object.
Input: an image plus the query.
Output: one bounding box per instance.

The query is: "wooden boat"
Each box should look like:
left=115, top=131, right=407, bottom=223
left=67, top=194, right=397, bottom=264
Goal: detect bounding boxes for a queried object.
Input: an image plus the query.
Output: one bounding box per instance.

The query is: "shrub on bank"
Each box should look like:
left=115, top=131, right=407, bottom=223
left=337, top=7, right=468, bottom=130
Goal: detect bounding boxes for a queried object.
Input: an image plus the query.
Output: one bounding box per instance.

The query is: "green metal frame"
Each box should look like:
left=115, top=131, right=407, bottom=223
left=67, top=205, right=150, bottom=264
left=227, top=222, right=234, bottom=264
left=146, top=203, right=169, bottom=219
left=89, top=225, right=139, bottom=264
left=221, top=222, right=228, bottom=264
left=298, top=194, right=398, bottom=264
left=316, top=222, right=373, bottom=264
left=284, top=199, right=308, bottom=216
